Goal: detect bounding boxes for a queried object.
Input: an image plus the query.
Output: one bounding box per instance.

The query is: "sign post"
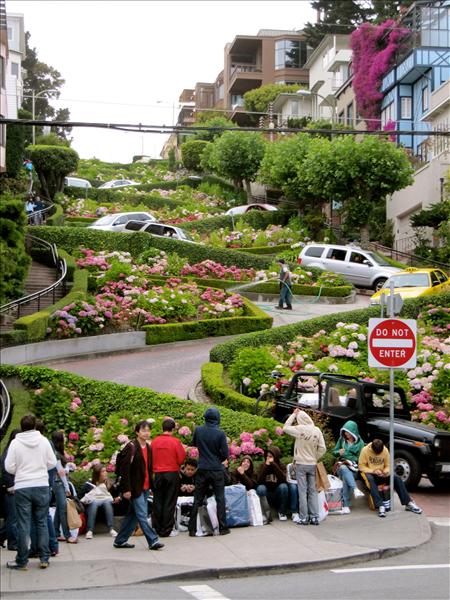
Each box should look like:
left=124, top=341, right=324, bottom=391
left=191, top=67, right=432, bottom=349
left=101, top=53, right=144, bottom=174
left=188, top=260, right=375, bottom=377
left=368, top=284, right=417, bottom=511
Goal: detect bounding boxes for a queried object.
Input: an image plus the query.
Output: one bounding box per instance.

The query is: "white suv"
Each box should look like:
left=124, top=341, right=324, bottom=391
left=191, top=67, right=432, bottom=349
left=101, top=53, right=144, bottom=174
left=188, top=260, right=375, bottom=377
left=87, top=212, right=157, bottom=232
left=298, top=244, right=401, bottom=291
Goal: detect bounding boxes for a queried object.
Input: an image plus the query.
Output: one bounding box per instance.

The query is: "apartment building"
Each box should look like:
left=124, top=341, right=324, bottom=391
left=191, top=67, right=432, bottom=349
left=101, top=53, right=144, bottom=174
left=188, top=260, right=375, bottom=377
left=0, top=0, right=7, bottom=172
left=5, top=12, right=24, bottom=119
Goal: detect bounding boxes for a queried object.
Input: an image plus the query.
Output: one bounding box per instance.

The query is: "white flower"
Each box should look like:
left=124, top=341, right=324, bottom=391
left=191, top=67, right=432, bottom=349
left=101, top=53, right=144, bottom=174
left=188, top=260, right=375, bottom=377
left=242, top=377, right=251, bottom=386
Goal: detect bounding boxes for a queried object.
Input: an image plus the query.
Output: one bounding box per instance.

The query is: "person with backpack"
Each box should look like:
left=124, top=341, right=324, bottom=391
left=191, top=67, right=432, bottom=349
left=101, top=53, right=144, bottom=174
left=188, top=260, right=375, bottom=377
left=113, top=420, right=164, bottom=550
left=151, top=418, right=186, bottom=538
left=79, top=464, right=119, bottom=539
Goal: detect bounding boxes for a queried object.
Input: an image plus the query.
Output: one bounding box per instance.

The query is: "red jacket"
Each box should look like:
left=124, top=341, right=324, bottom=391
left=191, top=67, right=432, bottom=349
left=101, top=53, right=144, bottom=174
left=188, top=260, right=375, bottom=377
left=151, top=433, right=186, bottom=473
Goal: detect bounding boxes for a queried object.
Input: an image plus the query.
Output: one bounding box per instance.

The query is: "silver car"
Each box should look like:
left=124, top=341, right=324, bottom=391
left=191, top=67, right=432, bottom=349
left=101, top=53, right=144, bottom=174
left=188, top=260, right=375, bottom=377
left=298, top=244, right=401, bottom=291
left=124, top=220, right=197, bottom=243
left=87, top=212, right=157, bottom=232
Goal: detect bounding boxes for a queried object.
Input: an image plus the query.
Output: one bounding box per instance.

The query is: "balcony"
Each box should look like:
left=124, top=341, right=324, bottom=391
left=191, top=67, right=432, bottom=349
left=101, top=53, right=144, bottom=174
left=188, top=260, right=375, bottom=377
left=421, top=80, right=450, bottom=121
left=229, top=63, right=262, bottom=94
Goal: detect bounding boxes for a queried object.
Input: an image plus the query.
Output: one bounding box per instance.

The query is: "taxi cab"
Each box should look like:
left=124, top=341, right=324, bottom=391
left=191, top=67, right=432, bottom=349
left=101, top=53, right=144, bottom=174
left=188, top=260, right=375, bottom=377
left=370, top=267, right=450, bottom=305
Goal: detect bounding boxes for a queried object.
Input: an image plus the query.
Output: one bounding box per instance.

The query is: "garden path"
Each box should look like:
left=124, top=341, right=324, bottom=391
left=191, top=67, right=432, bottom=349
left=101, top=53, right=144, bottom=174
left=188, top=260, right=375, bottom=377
left=44, top=296, right=370, bottom=397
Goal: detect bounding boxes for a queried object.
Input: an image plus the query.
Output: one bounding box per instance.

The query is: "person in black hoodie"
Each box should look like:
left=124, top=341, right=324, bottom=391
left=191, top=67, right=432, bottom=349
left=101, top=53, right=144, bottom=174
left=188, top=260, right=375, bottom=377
left=188, top=407, right=230, bottom=537
left=0, top=429, right=20, bottom=550
left=231, top=455, right=256, bottom=490
left=256, top=446, right=289, bottom=521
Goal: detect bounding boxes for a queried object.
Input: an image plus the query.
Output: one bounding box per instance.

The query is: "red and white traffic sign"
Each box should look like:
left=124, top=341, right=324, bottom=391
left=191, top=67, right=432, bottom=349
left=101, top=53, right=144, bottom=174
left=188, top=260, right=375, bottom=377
left=368, top=318, right=417, bottom=369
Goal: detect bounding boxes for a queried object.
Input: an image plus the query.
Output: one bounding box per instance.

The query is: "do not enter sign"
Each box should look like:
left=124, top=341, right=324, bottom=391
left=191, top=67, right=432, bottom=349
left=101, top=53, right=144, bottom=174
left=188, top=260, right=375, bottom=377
left=368, top=318, right=417, bottom=369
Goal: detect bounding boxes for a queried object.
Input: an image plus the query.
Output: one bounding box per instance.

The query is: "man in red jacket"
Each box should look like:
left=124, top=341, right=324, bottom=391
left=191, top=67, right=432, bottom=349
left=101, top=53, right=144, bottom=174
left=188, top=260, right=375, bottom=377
left=151, top=418, right=186, bottom=537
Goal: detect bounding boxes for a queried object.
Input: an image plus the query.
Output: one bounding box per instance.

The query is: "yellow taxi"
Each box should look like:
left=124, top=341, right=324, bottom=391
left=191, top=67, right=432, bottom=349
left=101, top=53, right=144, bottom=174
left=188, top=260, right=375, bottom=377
left=370, top=267, right=450, bottom=305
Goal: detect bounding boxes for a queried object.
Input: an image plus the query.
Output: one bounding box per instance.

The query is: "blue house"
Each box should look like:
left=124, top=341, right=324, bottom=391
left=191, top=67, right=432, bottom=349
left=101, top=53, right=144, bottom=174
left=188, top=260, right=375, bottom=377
left=381, top=0, right=450, bottom=157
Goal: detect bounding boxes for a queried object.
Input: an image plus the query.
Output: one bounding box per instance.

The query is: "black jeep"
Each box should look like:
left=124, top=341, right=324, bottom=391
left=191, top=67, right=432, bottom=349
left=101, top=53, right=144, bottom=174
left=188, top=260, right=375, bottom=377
left=257, top=371, right=450, bottom=490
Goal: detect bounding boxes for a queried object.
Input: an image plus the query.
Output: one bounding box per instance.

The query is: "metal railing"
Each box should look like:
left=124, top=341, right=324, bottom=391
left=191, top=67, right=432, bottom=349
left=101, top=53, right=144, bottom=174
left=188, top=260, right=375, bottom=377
left=27, top=198, right=55, bottom=225
left=0, top=379, right=12, bottom=436
left=368, top=241, right=450, bottom=271
left=0, top=235, right=68, bottom=319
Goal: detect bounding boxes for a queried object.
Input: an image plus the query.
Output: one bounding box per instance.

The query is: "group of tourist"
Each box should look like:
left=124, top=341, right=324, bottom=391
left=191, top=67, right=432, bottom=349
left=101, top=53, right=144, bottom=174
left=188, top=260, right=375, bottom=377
left=0, top=405, right=423, bottom=571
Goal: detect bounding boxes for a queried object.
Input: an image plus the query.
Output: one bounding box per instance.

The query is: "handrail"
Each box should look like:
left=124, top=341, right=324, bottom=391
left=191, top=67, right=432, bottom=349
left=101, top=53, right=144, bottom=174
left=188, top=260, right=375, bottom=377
left=368, top=241, right=450, bottom=271
left=0, top=235, right=67, bottom=316
left=0, top=379, right=12, bottom=435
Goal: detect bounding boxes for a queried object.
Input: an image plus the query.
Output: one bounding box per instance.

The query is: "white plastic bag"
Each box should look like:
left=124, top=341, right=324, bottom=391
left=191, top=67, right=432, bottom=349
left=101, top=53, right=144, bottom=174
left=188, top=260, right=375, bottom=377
left=206, top=496, right=219, bottom=533
left=247, top=490, right=264, bottom=527
left=175, top=496, right=194, bottom=531
left=326, top=474, right=343, bottom=513
left=317, top=490, right=329, bottom=522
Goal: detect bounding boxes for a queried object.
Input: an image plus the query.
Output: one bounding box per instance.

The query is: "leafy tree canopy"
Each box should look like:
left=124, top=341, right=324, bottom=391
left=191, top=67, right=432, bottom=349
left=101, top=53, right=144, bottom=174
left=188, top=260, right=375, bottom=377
left=192, top=116, right=237, bottom=142
left=244, top=84, right=303, bottom=118
left=180, top=139, right=210, bottom=171
left=26, top=145, right=79, bottom=200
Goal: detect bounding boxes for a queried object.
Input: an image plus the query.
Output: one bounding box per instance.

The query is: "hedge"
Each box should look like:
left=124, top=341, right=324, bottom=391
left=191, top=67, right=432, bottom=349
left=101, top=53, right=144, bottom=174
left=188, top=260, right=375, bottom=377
left=235, top=281, right=353, bottom=298
left=0, top=365, right=280, bottom=441
left=46, top=203, right=64, bottom=226
left=201, top=362, right=257, bottom=413
left=144, top=296, right=272, bottom=345
left=66, top=216, right=97, bottom=223
left=209, top=291, right=450, bottom=367
left=13, top=268, right=89, bottom=342
left=235, top=243, right=292, bottom=255
left=182, top=209, right=296, bottom=234
left=29, top=226, right=274, bottom=269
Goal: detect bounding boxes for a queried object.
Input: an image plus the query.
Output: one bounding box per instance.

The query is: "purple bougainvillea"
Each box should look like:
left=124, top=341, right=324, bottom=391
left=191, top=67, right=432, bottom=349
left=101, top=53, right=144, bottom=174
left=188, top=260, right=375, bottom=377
left=351, top=20, right=410, bottom=131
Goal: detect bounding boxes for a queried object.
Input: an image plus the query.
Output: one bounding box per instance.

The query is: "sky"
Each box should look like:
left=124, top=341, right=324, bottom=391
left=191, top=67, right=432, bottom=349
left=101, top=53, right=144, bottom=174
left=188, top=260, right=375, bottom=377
left=7, top=0, right=316, bottom=163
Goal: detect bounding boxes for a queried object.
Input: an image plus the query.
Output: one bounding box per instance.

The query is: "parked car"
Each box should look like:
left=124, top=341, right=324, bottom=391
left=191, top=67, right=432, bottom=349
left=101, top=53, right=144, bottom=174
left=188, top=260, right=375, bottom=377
left=256, top=371, right=450, bottom=490
left=370, top=267, right=450, bottom=305
left=98, top=179, right=140, bottom=189
left=64, top=177, right=92, bottom=189
left=298, top=243, right=401, bottom=291
left=124, top=220, right=197, bottom=243
left=225, top=203, right=278, bottom=216
left=87, top=212, right=157, bottom=232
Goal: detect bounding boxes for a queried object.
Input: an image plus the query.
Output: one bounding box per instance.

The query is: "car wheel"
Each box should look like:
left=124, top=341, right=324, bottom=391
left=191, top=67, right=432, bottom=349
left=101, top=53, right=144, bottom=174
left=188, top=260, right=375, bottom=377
left=394, top=450, right=421, bottom=490
left=373, top=278, right=387, bottom=292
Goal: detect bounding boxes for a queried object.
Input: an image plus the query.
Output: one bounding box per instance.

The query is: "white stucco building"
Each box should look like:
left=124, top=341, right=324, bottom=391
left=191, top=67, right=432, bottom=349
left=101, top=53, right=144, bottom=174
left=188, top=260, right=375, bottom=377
left=5, top=12, right=25, bottom=119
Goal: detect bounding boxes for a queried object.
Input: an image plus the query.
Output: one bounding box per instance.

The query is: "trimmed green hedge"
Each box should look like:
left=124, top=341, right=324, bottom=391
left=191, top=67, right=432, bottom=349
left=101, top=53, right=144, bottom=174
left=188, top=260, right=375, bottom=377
left=236, top=281, right=353, bottom=298
left=46, top=204, right=64, bottom=226
left=66, top=216, right=97, bottom=223
left=235, top=243, right=292, bottom=255
left=13, top=268, right=89, bottom=342
left=29, top=226, right=274, bottom=269
left=0, top=365, right=279, bottom=440
left=182, top=209, right=296, bottom=234
left=202, top=362, right=257, bottom=413
left=144, top=297, right=272, bottom=345
left=209, top=292, right=450, bottom=367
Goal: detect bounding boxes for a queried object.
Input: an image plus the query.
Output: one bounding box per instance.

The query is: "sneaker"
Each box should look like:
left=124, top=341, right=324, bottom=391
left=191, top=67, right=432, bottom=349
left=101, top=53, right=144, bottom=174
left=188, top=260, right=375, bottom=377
left=85, top=531, right=93, bottom=539
left=278, top=512, right=287, bottom=521
left=378, top=506, right=386, bottom=518
left=6, top=561, right=27, bottom=571
left=341, top=506, right=351, bottom=514
left=405, top=501, right=423, bottom=514
left=283, top=306, right=293, bottom=310
left=149, top=541, right=164, bottom=550
left=297, top=519, right=309, bottom=526
left=113, top=542, right=135, bottom=549
left=274, top=306, right=284, bottom=310
left=169, top=530, right=179, bottom=537
left=291, top=512, right=300, bottom=523
left=219, top=528, right=231, bottom=536
left=309, top=517, right=319, bottom=526
left=353, top=487, right=365, bottom=499
left=50, top=551, right=58, bottom=557
left=109, top=529, right=118, bottom=537
left=39, top=562, right=49, bottom=569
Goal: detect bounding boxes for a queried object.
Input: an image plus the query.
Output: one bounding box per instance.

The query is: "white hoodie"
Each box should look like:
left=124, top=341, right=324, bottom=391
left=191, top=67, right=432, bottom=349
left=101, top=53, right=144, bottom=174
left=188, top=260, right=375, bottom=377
left=5, top=430, right=57, bottom=490
left=283, top=411, right=326, bottom=465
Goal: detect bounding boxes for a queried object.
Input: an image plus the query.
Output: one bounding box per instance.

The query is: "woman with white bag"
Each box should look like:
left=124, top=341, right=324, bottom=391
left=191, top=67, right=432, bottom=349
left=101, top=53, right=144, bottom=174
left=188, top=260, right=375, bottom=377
left=79, top=465, right=119, bottom=539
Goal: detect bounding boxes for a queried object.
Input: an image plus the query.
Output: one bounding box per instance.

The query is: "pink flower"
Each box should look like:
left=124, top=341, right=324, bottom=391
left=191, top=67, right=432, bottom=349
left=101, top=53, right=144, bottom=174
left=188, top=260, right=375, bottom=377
left=435, top=411, right=447, bottom=422
left=178, top=426, right=192, bottom=436
left=240, top=432, right=253, bottom=443
left=185, top=412, right=195, bottom=418
left=120, top=418, right=128, bottom=426
left=106, top=463, right=115, bottom=472
left=117, top=434, right=129, bottom=444
left=187, top=446, right=199, bottom=458
left=68, top=432, right=79, bottom=442
left=89, top=416, right=98, bottom=424
left=275, top=427, right=284, bottom=436
left=69, top=402, right=79, bottom=412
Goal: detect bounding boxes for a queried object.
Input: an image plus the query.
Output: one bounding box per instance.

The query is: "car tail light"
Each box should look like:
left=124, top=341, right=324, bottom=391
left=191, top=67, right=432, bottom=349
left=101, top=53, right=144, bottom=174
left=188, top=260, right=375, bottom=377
left=297, top=258, right=302, bottom=264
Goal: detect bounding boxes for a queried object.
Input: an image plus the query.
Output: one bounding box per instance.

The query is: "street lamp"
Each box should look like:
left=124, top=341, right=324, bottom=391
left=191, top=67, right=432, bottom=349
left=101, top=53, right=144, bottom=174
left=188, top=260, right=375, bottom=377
left=31, top=88, right=59, bottom=145
left=296, top=89, right=337, bottom=124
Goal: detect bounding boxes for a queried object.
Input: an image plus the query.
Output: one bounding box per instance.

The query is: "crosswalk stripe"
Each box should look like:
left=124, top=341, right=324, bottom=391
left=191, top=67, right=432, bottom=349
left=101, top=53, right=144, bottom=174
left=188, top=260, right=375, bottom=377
left=180, top=584, right=230, bottom=600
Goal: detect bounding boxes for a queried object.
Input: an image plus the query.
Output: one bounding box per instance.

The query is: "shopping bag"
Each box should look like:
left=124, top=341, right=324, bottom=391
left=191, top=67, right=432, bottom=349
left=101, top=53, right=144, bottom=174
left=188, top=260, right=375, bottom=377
left=247, top=490, right=264, bottom=527
left=66, top=498, right=82, bottom=529
left=206, top=496, right=219, bottom=533
left=316, top=463, right=331, bottom=492
left=196, top=505, right=214, bottom=536
left=325, top=474, right=343, bottom=513
left=224, top=484, right=250, bottom=528
left=259, top=495, right=273, bottom=524
left=317, top=490, right=329, bottom=522
left=175, top=496, right=194, bottom=531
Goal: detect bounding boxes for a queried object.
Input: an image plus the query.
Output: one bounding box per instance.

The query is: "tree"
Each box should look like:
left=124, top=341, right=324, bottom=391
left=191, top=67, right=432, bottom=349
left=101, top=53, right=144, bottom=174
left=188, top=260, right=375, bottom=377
left=192, top=116, right=237, bottom=142
left=22, top=32, right=72, bottom=140
left=5, top=123, right=26, bottom=177
left=168, top=147, right=177, bottom=172
left=180, top=139, right=210, bottom=171
left=35, top=133, right=70, bottom=147
left=244, top=84, right=302, bottom=124
left=303, top=0, right=369, bottom=49
left=0, top=197, right=31, bottom=304
left=26, top=145, right=79, bottom=200
left=204, top=131, right=266, bottom=197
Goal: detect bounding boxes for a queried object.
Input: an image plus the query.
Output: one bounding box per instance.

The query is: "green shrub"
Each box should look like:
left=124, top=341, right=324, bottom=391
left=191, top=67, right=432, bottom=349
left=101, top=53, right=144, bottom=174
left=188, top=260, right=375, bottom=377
left=0, top=197, right=31, bottom=304
left=181, top=140, right=210, bottom=171
left=26, top=145, right=79, bottom=200
left=202, top=362, right=260, bottom=413
left=237, top=281, right=353, bottom=297
left=235, top=244, right=292, bottom=255
left=182, top=209, right=296, bottom=234
left=229, top=347, right=277, bottom=396
left=46, top=203, right=65, bottom=226
left=0, top=386, right=32, bottom=454
left=5, top=121, right=26, bottom=177
left=30, top=226, right=274, bottom=269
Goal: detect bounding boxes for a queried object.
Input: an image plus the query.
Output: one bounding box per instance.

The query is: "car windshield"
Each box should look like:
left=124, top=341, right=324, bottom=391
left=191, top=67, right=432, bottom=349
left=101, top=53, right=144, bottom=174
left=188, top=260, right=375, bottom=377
left=383, top=273, right=429, bottom=288
left=93, top=215, right=116, bottom=225
left=365, top=252, right=390, bottom=266
left=178, top=230, right=193, bottom=241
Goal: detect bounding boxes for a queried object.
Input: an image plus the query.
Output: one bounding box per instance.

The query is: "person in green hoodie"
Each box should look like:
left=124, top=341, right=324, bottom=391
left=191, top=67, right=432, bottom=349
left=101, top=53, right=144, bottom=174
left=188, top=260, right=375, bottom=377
left=332, top=421, right=365, bottom=514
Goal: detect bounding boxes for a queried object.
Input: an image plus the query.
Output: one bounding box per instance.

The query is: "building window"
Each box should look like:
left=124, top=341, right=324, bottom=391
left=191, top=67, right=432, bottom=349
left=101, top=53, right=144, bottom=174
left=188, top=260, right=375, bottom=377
left=275, top=40, right=308, bottom=70
left=381, top=101, right=394, bottom=127
left=421, top=86, right=429, bottom=112
left=420, top=5, right=450, bottom=47
left=346, top=102, right=354, bottom=126
left=400, top=97, right=412, bottom=119
left=7, top=27, right=13, bottom=41
left=338, top=110, right=345, bottom=125
left=11, top=62, right=19, bottom=77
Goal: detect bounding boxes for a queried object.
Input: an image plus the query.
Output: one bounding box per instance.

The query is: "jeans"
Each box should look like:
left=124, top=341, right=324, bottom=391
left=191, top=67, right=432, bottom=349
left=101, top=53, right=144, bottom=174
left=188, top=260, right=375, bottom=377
left=288, top=482, right=299, bottom=514
left=256, top=483, right=289, bottom=515
left=30, top=513, right=58, bottom=555
left=188, top=469, right=227, bottom=533
left=296, top=464, right=319, bottom=520
left=337, top=465, right=357, bottom=507
left=2, top=492, right=18, bottom=549
left=278, top=284, right=292, bottom=309
left=86, top=500, right=114, bottom=532
left=52, top=479, right=70, bottom=539
left=14, top=486, right=50, bottom=567
left=152, top=472, right=179, bottom=537
left=114, top=490, right=159, bottom=548
left=362, top=473, right=411, bottom=508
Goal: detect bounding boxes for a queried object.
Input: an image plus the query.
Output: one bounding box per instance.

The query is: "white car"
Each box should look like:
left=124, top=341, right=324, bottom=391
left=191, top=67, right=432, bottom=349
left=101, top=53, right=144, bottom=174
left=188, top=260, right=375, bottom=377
left=64, top=177, right=92, bottom=189
left=124, top=220, right=197, bottom=243
left=87, top=212, right=157, bottom=232
left=98, top=179, right=140, bottom=190
left=225, top=203, right=278, bottom=216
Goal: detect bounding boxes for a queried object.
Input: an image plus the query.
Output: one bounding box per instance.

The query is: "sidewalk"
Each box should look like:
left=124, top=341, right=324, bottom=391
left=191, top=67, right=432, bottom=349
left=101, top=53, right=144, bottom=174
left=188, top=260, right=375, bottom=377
left=1, top=502, right=431, bottom=594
